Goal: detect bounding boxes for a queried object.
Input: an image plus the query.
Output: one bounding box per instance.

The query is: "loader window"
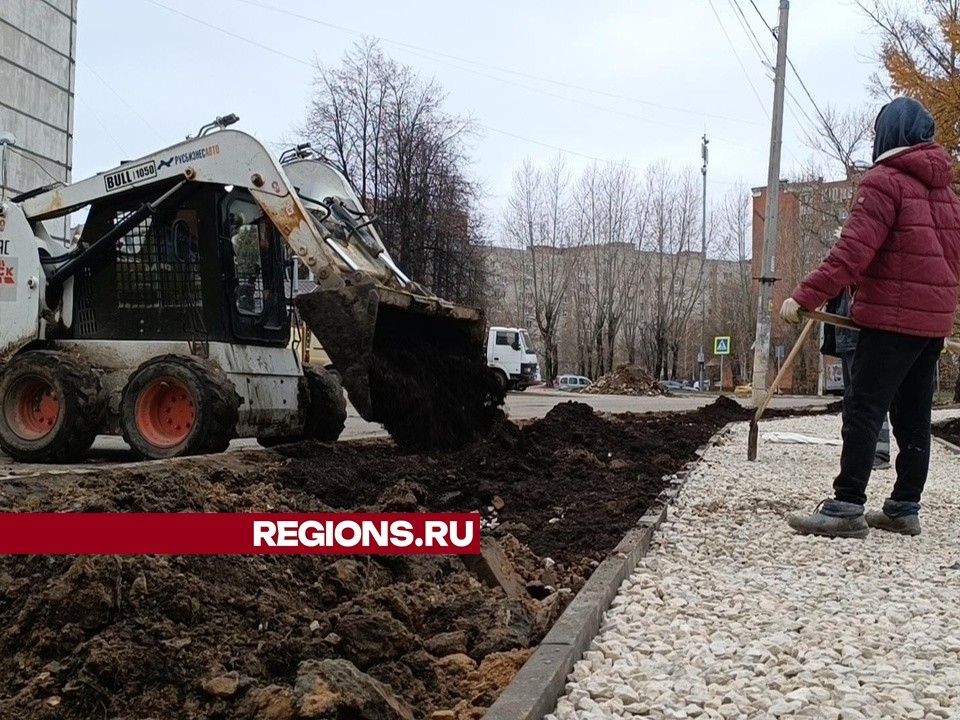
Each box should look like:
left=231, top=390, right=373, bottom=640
left=114, top=209, right=203, bottom=310
left=225, top=195, right=286, bottom=336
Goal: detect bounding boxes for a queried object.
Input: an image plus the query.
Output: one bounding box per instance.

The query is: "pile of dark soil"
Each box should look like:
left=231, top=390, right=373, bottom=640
left=262, top=399, right=753, bottom=567
left=933, top=417, right=960, bottom=447
left=0, top=398, right=828, bottom=720
left=369, top=345, right=506, bottom=450
left=581, top=364, right=664, bottom=396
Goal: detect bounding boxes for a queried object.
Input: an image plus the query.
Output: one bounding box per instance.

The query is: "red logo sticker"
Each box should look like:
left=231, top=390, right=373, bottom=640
left=0, top=259, right=14, bottom=285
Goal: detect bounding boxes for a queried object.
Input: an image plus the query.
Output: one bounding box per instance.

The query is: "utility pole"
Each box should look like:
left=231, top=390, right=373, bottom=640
left=751, top=0, right=790, bottom=406
left=699, top=133, right=709, bottom=392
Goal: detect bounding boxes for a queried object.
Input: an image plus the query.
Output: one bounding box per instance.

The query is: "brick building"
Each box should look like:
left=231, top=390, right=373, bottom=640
left=751, top=172, right=862, bottom=394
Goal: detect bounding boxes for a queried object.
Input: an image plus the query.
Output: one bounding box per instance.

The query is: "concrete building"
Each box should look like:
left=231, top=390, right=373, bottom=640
left=0, top=0, right=78, bottom=241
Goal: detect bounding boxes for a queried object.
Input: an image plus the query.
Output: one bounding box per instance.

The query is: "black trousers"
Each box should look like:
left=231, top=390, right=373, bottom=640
left=834, top=328, right=943, bottom=506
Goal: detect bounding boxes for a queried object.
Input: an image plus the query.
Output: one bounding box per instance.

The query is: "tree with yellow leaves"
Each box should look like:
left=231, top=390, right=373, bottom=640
left=858, top=1, right=960, bottom=171
left=857, top=1, right=960, bottom=400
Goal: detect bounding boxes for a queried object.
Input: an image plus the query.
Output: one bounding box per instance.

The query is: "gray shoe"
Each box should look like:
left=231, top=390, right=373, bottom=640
left=865, top=499, right=921, bottom=536
left=786, top=499, right=869, bottom=539
left=873, top=459, right=891, bottom=470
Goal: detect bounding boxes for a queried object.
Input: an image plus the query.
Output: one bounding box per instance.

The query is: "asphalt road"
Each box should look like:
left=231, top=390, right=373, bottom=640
left=0, top=390, right=835, bottom=477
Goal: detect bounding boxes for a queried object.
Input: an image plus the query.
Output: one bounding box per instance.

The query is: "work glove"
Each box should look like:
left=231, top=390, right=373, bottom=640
left=780, top=297, right=802, bottom=324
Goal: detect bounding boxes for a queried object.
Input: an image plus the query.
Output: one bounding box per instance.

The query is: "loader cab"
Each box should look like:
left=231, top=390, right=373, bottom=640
left=64, top=182, right=289, bottom=348
left=218, top=189, right=289, bottom=346
left=67, top=180, right=220, bottom=344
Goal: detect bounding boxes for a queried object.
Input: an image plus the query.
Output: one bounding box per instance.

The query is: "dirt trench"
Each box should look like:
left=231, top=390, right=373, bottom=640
left=0, top=397, right=799, bottom=720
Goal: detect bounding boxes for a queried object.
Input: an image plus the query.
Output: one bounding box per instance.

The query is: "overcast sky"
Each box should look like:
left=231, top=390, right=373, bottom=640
left=73, top=0, right=892, bottom=233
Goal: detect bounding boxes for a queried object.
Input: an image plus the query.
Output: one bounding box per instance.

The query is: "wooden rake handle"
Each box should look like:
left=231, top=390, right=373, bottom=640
left=802, top=309, right=960, bottom=354
left=753, top=317, right=818, bottom=423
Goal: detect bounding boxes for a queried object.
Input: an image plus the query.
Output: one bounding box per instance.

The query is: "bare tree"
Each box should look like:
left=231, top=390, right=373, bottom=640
left=855, top=0, right=960, bottom=163
left=639, top=163, right=706, bottom=379
left=710, top=186, right=755, bottom=384
left=569, top=164, right=640, bottom=376
left=501, top=157, right=574, bottom=384
left=304, top=38, right=486, bottom=305
left=620, top=189, right=651, bottom=365
left=801, top=104, right=876, bottom=176
left=856, top=0, right=960, bottom=399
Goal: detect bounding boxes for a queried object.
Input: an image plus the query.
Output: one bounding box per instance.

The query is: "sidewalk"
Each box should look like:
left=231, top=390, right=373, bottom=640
left=548, top=411, right=960, bottom=720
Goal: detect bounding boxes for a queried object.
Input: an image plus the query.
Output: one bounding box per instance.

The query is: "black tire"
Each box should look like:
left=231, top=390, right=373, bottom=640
left=120, top=354, right=239, bottom=460
left=258, top=367, right=346, bottom=447
left=0, top=350, right=107, bottom=463
left=491, top=369, right=509, bottom=395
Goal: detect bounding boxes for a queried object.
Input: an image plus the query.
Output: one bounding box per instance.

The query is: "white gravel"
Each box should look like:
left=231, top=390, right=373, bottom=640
left=548, top=411, right=960, bottom=720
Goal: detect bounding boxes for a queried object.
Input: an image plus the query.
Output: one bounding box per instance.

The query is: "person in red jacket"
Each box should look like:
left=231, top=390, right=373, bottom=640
left=781, top=97, right=960, bottom=538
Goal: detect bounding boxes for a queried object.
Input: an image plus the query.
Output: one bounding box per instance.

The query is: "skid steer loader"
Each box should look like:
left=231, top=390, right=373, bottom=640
left=0, top=115, right=499, bottom=462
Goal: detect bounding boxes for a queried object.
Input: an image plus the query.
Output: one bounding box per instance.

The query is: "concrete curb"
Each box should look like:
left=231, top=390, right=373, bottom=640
left=934, top=435, right=960, bottom=455
left=482, top=424, right=733, bottom=720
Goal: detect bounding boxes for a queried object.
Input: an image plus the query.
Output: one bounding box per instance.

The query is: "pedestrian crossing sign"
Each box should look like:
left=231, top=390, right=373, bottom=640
left=714, top=336, right=731, bottom=356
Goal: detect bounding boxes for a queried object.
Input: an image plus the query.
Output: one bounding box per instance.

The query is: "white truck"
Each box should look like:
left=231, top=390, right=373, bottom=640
left=486, top=326, right=540, bottom=392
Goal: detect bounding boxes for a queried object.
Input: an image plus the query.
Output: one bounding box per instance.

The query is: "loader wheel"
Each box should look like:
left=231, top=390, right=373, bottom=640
left=258, top=367, right=346, bottom=447
left=121, top=355, right=239, bottom=459
left=0, top=350, right=107, bottom=463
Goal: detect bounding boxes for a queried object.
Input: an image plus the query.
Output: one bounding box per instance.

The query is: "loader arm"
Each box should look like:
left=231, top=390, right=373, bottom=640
left=20, top=130, right=359, bottom=291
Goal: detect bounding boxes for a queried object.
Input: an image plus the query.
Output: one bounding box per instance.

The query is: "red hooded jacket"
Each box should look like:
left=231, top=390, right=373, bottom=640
left=793, top=143, right=960, bottom=337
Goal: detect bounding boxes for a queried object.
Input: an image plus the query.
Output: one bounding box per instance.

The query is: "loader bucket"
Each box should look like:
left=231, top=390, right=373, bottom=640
left=295, top=272, right=505, bottom=449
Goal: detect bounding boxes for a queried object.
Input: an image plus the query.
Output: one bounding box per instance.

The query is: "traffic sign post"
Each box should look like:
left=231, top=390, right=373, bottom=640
left=714, top=336, right=730, bottom=393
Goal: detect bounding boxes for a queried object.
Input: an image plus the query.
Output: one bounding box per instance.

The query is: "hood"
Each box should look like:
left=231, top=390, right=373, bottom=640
left=878, top=142, right=955, bottom=189
left=872, top=97, right=935, bottom=161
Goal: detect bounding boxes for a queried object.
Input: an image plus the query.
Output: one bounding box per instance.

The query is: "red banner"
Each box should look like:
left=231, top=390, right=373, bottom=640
left=0, top=513, right=480, bottom=554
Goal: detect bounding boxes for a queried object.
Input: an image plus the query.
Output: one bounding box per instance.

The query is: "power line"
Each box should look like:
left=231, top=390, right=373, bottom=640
left=79, top=60, right=166, bottom=141
left=139, top=0, right=754, bottom=171
left=742, top=0, right=848, bottom=161
left=747, top=0, right=771, bottom=28
left=141, top=0, right=750, bottom=145
left=367, top=43, right=724, bottom=137
left=710, top=0, right=818, bottom=175
left=7, top=146, right=65, bottom=186
left=722, top=0, right=836, bottom=172
left=217, top=0, right=761, bottom=146
left=786, top=56, right=847, bottom=154
left=142, top=0, right=311, bottom=67
left=725, top=1, right=816, bottom=132
left=728, top=0, right=771, bottom=66
left=231, top=0, right=760, bottom=126
left=75, top=94, right=128, bottom=156
left=706, top=0, right=771, bottom=120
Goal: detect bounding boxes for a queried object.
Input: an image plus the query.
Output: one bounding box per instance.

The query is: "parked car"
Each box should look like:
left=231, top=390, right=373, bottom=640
left=557, top=374, right=592, bottom=392
left=659, top=380, right=684, bottom=392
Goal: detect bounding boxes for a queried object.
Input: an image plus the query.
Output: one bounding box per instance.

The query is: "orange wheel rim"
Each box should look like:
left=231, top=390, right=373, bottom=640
left=135, top=378, right=196, bottom=449
left=4, top=376, right=60, bottom=441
